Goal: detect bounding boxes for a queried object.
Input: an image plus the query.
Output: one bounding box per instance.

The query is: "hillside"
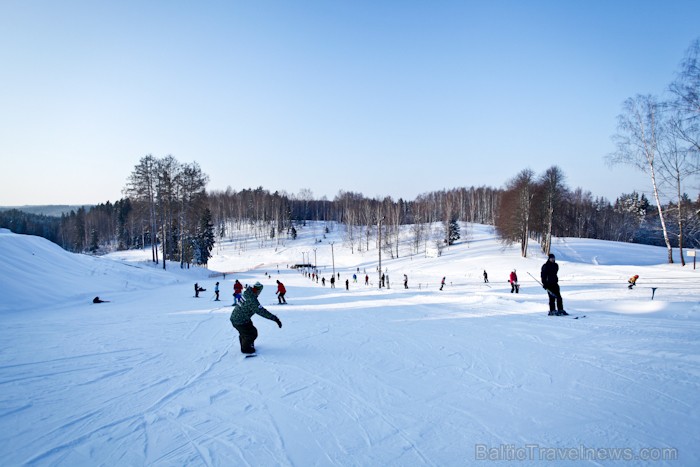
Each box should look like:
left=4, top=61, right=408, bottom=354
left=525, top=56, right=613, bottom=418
left=0, top=223, right=698, bottom=465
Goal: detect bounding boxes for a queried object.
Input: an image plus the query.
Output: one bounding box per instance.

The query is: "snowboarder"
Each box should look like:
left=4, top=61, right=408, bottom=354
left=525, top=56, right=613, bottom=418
left=509, top=270, right=519, bottom=293
left=404, top=274, right=408, bottom=289
left=229, top=282, right=282, bottom=354
left=483, top=270, right=489, bottom=283
left=276, top=280, right=287, bottom=304
left=440, top=277, right=446, bottom=291
left=541, top=254, right=567, bottom=315
left=214, top=282, right=220, bottom=301
left=194, top=283, right=206, bottom=298
left=330, top=276, right=336, bottom=288
left=628, top=274, right=639, bottom=289
left=233, top=280, right=243, bottom=304
left=92, top=296, right=109, bottom=303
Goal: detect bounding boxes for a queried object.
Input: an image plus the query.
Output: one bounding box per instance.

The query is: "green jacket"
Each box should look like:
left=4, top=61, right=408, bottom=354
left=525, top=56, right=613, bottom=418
left=229, top=286, right=278, bottom=325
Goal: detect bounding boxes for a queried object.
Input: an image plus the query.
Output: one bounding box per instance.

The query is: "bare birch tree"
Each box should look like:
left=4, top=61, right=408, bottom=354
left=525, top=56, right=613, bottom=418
left=608, top=95, right=674, bottom=263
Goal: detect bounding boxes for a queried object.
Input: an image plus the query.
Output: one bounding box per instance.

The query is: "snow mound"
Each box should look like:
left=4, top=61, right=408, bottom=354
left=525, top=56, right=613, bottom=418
left=0, top=230, right=201, bottom=312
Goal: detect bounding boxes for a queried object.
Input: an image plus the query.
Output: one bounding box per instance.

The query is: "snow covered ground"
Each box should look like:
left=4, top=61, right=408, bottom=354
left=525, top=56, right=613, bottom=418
left=1, top=224, right=698, bottom=466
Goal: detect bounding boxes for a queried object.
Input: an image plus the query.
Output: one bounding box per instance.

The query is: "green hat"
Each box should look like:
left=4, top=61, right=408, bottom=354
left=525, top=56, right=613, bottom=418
left=253, top=282, right=263, bottom=290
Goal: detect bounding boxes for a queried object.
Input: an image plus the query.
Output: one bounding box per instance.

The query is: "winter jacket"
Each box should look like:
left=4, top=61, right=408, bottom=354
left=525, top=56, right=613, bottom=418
left=540, top=261, right=559, bottom=288
left=277, top=282, right=286, bottom=294
left=509, top=272, right=518, bottom=283
left=234, top=281, right=243, bottom=294
left=230, top=286, right=279, bottom=326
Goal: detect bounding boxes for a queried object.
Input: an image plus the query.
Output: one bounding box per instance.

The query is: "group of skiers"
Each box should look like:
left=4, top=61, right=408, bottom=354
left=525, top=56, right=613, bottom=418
left=195, top=253, right=642, bottom=355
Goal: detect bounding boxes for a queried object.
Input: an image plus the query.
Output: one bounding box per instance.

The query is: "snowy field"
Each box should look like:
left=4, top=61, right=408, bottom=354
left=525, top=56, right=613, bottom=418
left=1, top=223, right=699, bottom=466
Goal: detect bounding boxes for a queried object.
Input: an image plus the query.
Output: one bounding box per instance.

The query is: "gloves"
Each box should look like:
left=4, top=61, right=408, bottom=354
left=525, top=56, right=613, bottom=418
left=274, top=317, right=282, bottom=328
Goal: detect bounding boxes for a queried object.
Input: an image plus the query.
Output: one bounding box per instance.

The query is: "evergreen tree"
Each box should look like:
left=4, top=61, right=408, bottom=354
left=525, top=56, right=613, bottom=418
left=447, top=218, right=461, bottom=245
left=194, top=208, right=216, bottom=266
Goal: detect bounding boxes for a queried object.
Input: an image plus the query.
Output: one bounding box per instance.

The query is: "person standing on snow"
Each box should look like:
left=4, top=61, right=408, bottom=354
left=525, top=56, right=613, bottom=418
left=509, top=270, right=519, bottom=293
left=233, top=280, right=243, bottom=304
left=541, top=254, right=567, bottom=315
left=276, top=280, right=287, bottom=304
left=483, top=270, right=489, bottom=283
left=440, top=277, right=446, bottom=291
left=229, top=282, right=282, bottom=354
left=214, top=282, right=220, bottom=301
left=404, top=274, right=408, bottom=289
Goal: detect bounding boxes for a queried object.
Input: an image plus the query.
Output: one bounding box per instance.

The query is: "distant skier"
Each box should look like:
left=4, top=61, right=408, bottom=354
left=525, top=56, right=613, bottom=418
left=276, top=280, right=287, bottom=304
left=345, top=279, right=349, bottom=290
left=214, top=282, right=220, bottom=301
left=330, top=276, right=336, bottom=288
left=233, top=280, right=243, bottom=304
left=194, top=283, right=206, bottom=298
left=509, top=270, right=519, bottom=293
left=92, top=296, right=109, bottom=303
left=365, top=274, right=369, bottom=286
left=628, top=274, right=639, bottom=289
left=440, top=277, right=446, bottom=291
left=541, top=254, right=567, bottom=315
left=229, top=282, right=282, bottom=354
left=322, top=277, right=326, bottom=286
left=483, top=270, right=489, bottom=283
left=404, top=274, right=408, bottom=289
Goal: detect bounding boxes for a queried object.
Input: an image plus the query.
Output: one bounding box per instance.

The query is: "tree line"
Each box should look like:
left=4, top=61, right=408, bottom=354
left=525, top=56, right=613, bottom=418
left=2, top=38, right=698, bottom=264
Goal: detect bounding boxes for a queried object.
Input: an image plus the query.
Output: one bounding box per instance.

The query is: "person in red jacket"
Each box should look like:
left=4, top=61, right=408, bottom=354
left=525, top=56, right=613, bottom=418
left=276, top=280, right=287, bottom=304
left=509, top=270, right=519, bottom=293
left=233, top=280, right=243, bottom=304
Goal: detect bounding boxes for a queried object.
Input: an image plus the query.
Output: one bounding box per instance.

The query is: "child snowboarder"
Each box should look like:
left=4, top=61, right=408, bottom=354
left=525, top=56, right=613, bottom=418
left=229, top=282, right=282, bottom=354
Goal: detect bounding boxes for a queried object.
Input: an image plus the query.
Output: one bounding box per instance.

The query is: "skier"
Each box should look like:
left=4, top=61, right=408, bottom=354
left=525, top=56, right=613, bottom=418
left=330, top=276, right=336, bottom=288
left=229, top=282, right=282, bottom=354
left=322, top=277, right=326, bottom=286
left=541, top=254, right=567, bottom=315
left=214, top=282, right=220, bottom=301
left=404, top=274, right=408, bottom=289
left=365, top=274, right=369, bottom=286
left=345, top=278, right=349, bottom=290
left=483, top=270, right=489, bottom=283
left=440, top=277, right=446, bottom=291
left=509, top=270, right=519, bottom=293
left=233, top=280, right=243, bottom=304
left=276, top=280, right=287, bottom=304
left=194, top=283, right=206, bottom=298
left=628, top=274, right=639, bottom=289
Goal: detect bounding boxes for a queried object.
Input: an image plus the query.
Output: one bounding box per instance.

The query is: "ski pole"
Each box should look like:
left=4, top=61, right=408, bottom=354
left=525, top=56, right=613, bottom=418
left=527, top=272, right=557, bottom=298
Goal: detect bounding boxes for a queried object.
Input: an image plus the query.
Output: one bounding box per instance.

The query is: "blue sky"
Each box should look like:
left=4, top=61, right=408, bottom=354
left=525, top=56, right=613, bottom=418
left=1, top=0, right=698, bottom=205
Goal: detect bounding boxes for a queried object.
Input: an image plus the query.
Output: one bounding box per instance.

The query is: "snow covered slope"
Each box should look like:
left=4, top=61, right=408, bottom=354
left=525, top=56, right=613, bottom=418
left=0, top=224, right=698, bottom=465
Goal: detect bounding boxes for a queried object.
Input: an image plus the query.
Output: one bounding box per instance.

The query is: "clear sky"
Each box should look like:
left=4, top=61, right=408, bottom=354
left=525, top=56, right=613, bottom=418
left=1, top=0, right=698, bottom=206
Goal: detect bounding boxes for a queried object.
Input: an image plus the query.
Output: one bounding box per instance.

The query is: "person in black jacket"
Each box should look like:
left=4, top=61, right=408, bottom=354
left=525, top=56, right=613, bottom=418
left=229, top=282, right=282, bottom=354
left=541, top=253, right=567, bottom=316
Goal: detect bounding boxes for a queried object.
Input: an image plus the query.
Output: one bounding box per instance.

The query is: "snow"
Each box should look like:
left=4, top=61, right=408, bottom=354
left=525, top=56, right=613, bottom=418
left=1, top=223, right=698, bottom=466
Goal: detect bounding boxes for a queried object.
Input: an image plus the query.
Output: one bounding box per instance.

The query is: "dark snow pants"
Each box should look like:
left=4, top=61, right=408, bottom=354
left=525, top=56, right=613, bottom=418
left=547, top=283, right=564, bottom=311
left=232, top=320, right=258, bottom=354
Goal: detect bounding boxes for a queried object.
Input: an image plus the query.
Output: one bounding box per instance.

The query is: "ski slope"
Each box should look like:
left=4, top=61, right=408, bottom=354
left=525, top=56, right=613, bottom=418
left=0, top=224, right=698, bottom=466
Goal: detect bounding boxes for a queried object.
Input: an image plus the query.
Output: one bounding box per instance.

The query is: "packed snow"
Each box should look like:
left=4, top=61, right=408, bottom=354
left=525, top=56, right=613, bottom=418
left=1, top=223, right=698, bottom=466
